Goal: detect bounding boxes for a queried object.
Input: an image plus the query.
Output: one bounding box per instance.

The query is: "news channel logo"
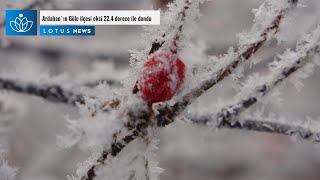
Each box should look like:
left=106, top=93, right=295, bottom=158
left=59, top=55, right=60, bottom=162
left=6, top=10, right=38, bottom=36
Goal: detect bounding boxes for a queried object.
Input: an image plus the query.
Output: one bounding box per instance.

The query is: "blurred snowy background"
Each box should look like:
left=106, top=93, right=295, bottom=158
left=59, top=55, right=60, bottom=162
left=1, top=0, right=320, bottom=179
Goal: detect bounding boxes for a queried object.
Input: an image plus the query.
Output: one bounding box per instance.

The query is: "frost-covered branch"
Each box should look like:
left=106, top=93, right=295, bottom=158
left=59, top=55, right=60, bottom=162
left=0, top=61, right=122, bottom=107
left=83, top=79, right=121, bottom=88
left=156, top=0, right=299, bottom=127
left=76, top=98, right=154, bottom=180
left=188, top=24, right=320, bottom=141
left=149, top=0, right=191, bottom=54
left=81, top=130, right=139, bottom=180
left=0, top=78, right=84, bottom=105
left=188, top=116, right=320, bottom=143
left=213, top=33, right=319, bottom=126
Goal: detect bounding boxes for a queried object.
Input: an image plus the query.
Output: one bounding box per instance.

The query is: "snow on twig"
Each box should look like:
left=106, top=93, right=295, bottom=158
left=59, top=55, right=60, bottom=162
left=187, top=24, right=320, bottom=141
left=187, top=116, right=320, bottom=143
left=148, top=0, right=192, bottom=54
left=0, top=61, right=125, bottom=106
left=156, top=0, right=300, bottom=127
left=67, top=96, right=155, bottom=180
left=79, top=130, right=139, bottom=180
left=0, top=77, right=84, bottom=105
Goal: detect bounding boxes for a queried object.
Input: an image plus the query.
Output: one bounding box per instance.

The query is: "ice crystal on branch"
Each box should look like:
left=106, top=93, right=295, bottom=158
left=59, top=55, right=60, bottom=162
left=62, top=90, right=154, bottom=179
left=186, top=24, right=320, bottom=142
left=94, top=137, right=162, bottom=180
left=125, top=0, right=206, bottom=92
left=237, top=0, right=297, bottom=46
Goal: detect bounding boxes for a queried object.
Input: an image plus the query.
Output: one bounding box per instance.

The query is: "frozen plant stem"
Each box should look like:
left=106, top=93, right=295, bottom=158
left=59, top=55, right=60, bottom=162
left=149, top=0, right=191, bottom=54
left=82, top=79, right=121, bottom=88
left=189, top=117, right=320, bottom=143
left=80, top=104, right=153, bottom=180
left=213, top=48, right=319, bottom=136
left=156, top=0, right=299, bottom=127
left=190, top=24, right=320, bottom=141
left=0, top=78, right=84, bottom=105
left=82, top=130, right=139, bottom=180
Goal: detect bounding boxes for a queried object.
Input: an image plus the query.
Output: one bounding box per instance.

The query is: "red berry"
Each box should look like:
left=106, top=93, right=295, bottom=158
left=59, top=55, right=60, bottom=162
left=139, top=51, right=186, bottom=103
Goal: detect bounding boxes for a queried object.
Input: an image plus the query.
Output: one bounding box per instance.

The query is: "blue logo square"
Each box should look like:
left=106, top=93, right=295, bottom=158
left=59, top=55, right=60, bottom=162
left=6, top=10, right=38, bottom=36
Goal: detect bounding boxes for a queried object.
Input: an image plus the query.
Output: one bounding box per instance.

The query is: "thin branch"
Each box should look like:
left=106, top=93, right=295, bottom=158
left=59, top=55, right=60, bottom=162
left=149, top=0, right=191, bottom=54
left=83, top=79, right=121, bottom=88
left=0, top=78, right=84, bottom=105
left=81, top=105, right=153, bottom=180
left=187, top=26, right=320, bottom=141
left=188, top=116, right=320, bottom=143
left=144, top=158, right=151, bottom=180
left=82, top=130, right=139, bottom=180
left=213, top=47, right=319, bottom=126
left=156, top=0, right=299, bottom=127
left=0, top=76, right=122, bottom=106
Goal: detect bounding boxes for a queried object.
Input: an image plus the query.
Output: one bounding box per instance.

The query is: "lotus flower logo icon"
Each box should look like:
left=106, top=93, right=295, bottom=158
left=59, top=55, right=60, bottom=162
left=10, top=14, right=33, bottom=33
